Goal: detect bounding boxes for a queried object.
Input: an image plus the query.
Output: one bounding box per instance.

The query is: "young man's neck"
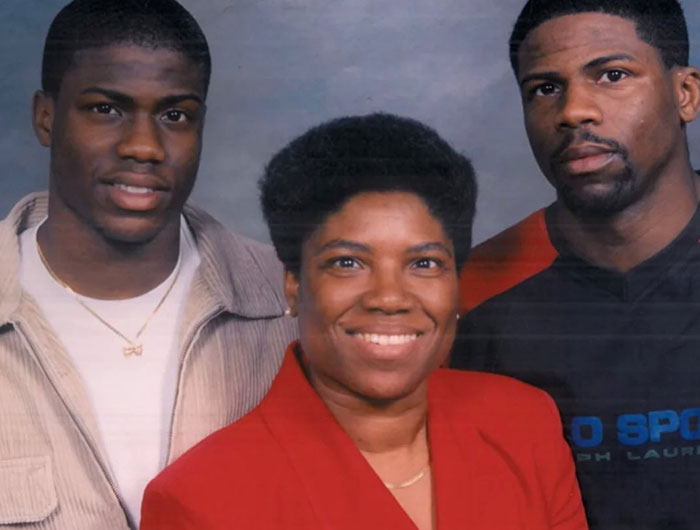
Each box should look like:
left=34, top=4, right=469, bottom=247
left=36, top=209, right=181, bottom=300
left=555, top=166, right=700, bottom=272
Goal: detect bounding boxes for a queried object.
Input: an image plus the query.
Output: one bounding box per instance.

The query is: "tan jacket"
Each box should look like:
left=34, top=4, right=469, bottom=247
left=0, top=193, right=297, bottom=529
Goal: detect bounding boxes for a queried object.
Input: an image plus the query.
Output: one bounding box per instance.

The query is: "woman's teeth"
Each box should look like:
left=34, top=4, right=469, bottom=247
left=355, top=333, right=418, bottom=346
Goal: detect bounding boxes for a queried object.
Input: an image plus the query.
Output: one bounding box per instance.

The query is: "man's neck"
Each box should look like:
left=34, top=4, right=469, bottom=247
left=555, top=168, right=700, bottom=272
left=36, top=212, right=181, bottom=300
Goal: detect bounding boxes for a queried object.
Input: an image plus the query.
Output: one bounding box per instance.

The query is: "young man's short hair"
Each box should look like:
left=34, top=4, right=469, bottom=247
left=42, top=0, right=211, bottom=96
left=509, top=0, right=689, bottom=76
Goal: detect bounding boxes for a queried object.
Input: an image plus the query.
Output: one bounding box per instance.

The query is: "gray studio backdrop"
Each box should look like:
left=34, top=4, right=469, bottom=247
left=4, top=0, right=700, bottom=245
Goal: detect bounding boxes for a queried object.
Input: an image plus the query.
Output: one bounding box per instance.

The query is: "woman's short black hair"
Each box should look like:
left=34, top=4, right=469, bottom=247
left=259, top=113, right=477, bottom=275
left=42, top=0, right=211, bottom=97
left=509, top=0, right=689, bottom=77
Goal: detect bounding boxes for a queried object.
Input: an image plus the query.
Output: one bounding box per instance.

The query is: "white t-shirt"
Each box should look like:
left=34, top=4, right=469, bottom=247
left=19, top=219, right=200, bottom=525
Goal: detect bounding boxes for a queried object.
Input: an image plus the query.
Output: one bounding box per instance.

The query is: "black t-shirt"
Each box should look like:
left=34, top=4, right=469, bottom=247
left=452, top=205, right=700, bottom=530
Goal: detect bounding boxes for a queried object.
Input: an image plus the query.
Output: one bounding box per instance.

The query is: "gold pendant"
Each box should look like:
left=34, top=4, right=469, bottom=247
left=123, top=344, right=143, bottom=356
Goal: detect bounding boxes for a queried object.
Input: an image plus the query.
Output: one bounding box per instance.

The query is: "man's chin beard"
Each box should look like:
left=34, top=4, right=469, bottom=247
left=556, top=167, right=640, bottom=220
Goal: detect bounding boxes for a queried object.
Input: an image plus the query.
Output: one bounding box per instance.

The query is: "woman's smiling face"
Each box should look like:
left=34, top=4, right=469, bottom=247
left=285, top=191, right=459, bottom=403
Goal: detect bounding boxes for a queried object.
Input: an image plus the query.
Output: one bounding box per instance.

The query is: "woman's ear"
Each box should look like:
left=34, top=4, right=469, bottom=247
left=32, top=90, right=55, bottom=147
left=284, top=270, right=299, bottom=317
left=674, top=66, right=700, bottom=124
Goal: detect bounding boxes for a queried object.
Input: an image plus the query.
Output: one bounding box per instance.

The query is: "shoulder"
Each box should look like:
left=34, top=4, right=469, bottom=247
left=184, top=203, right=282, bottom=275
left=147, top=408, right=288, bottom=502
left=182, top=203, right=288, bottom=316
left=459, top=208, right=557, bottom=314
left=431, top=369, right=560, bottom=431
left=1, top=192, right=48, bottom=234
left=142, top=408, right=305, bottom=528
left=0, top=193, right=49, bottom=311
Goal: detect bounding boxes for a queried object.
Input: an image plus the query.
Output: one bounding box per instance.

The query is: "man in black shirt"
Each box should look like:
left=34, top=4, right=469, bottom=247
left=452, top=1, right=700, bottom=528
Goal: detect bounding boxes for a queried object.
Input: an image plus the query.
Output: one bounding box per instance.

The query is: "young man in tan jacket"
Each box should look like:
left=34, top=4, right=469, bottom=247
left=0, top=1, right=295, bottom=527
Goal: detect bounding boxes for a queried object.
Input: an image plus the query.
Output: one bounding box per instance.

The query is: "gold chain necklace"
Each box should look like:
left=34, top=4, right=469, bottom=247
left=36, top=239, right=182, bottom=357
left=382, top=464, right=430, bottom=490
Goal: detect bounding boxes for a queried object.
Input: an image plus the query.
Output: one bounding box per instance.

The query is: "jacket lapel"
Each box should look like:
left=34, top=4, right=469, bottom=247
left=260, top=345, right=419, bottom=530
left=428, top=372, right=528, bottom=530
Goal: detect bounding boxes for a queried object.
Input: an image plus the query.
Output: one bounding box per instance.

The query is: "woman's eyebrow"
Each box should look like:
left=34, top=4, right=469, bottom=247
left=315, top=239, right=371, bottom=254
left=407, top=242, right=453, bottom=256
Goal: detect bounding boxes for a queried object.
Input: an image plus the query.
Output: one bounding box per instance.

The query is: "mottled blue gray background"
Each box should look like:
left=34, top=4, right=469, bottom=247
left=4, top=0, right=700, bottom=244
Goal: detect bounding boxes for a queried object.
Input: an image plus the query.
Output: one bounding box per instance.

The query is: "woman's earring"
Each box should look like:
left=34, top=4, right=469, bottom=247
left=284, top=307, right=292, bottom=317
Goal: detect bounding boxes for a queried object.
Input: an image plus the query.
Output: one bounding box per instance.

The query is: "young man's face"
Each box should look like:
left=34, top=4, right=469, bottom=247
left=34, top=44, right=207, bottom=244
left=517, top=13, right=696, bottom=218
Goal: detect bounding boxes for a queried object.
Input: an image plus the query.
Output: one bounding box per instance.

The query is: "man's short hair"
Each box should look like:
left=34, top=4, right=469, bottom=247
left=509, top=0, right=689, bottom=76
left=259, top=113, right=477, bottom=275
left=42, top=0, right=211, bottom=97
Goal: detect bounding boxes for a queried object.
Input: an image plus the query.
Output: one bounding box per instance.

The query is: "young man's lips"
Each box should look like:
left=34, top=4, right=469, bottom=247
left=101, top=173, right=170, bottom=211
left=104, top=172, right=169, bottom=190
left=564, top=152, right=617, bottom=174
left=104, top=180, right=168, bottom=211
left=556, top=145, right=618, bottom=175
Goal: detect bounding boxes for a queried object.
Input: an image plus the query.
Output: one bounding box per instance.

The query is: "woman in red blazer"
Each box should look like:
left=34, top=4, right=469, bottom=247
left=141, top=114, right=587, bottom=530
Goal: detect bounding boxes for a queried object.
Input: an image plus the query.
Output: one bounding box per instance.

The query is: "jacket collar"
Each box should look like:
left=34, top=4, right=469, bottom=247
left=0, top=192, right=286, bottom=324
left=547, top=202, right=700, bottom=301
left=0, top=193, right=47, bottom=324
left=182, top=203, right=286, bottom=318
left=259, top=343, right=486, bottom=529
left=258, top=343, right=418, bottom=529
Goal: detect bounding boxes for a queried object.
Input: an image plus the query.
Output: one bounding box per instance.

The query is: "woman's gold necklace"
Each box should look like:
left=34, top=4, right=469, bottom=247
left=382, top=464, right=430, bottom=490
left=36, top=239, right=182, bottom=357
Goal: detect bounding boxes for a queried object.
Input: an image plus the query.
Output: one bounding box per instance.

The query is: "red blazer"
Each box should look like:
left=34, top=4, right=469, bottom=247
left=141, top=343, right=587, bottom=530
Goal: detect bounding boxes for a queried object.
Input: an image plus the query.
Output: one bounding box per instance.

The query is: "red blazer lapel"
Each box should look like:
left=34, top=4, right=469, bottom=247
left=428, top=371, right=479, bottom=528
left=260, top=344, right=418, bottom=530
left=428, top=371, right=525, bottom=529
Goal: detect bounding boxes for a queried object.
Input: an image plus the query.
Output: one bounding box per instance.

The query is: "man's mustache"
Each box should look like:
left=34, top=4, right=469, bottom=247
left=551, top=130, right=628, bottom=162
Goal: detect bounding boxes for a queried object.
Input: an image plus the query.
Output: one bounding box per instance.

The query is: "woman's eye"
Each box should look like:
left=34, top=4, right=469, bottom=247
left=330, top=256, right=361, bottom=269
left=600, top=69, right=628, bottom=83
left=412, top=258, right=441, bottom=270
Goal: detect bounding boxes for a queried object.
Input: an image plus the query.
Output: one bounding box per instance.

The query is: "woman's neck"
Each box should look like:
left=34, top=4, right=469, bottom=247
left=308, top=365, right=434, bottom=524
left=308, top=366, right=429, bottom=453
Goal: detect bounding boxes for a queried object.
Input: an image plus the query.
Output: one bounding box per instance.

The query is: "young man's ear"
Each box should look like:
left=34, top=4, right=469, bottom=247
left=674, top=66, right=700, bottom=124
left=283, top=270, right=299, bottom=317
left=32, top=90, right=55, bottom=147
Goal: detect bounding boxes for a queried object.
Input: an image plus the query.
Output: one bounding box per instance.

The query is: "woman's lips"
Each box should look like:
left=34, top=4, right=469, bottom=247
left=353, top=333, right=419, bottom=346
left=342, top=329, right=424, bottom=361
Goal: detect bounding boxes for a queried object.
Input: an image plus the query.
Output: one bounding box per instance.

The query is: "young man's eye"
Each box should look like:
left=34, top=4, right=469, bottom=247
left=161, top=110, right=188, bottom=123
left=532, top=82, right=560, bottom=97
left=599, top=69, right=628, bottom=83
left=89, top=103, right=119, bottom=115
